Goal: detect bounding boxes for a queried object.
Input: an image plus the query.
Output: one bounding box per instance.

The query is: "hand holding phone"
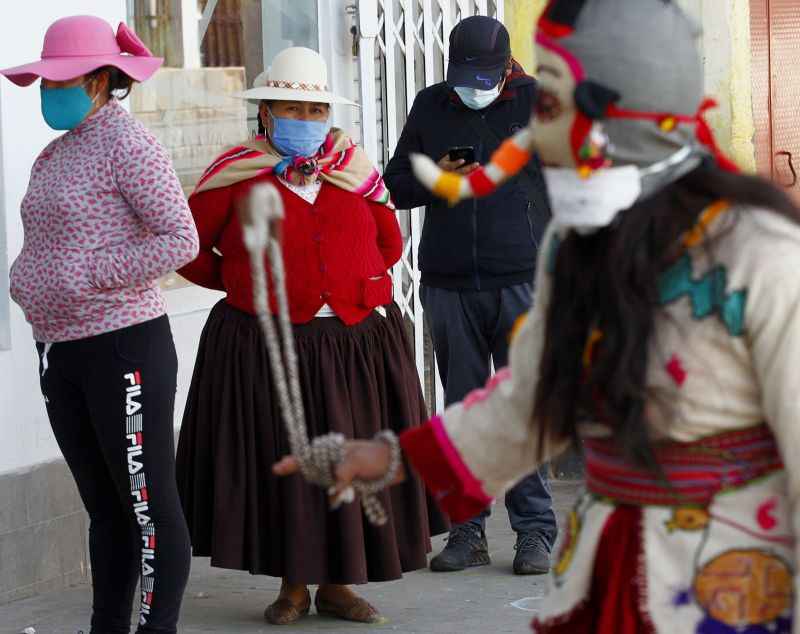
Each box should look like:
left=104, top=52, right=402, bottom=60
left=438, top=146, right=479, bottom=175
left=448, top=146, right=476, bottom=164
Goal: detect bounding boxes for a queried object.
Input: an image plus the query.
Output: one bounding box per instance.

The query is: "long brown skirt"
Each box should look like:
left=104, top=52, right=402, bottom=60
left=176, top=300, right=448, bottom=584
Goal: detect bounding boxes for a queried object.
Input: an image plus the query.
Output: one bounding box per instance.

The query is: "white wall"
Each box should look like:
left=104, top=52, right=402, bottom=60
left=0, top=1, right=223, bottom=475
left=318, top=0, right=362, bottom=142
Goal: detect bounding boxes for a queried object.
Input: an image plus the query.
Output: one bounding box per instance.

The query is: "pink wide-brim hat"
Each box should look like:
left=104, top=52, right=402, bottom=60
left=0, top=15, right=163, bottom=87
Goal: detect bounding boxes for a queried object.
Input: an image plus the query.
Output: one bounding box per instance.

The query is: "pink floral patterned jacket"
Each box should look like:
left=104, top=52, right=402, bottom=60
left=10, top=99, right=199, bottom=342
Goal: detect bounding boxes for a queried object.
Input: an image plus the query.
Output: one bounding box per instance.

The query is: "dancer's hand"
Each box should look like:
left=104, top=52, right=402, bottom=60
left=273, top=440, right=406, bottom=501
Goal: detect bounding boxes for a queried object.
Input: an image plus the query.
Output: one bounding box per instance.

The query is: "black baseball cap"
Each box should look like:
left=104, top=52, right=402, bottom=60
left=446, top=16, right=511, bottom=90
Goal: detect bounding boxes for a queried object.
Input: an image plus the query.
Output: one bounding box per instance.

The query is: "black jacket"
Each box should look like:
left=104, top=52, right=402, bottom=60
left=384, top=70, right=551, bottom=290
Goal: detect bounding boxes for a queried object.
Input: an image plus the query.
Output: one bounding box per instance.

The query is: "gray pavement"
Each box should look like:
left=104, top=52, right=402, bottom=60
left=1, top=482, right=581, bottom=634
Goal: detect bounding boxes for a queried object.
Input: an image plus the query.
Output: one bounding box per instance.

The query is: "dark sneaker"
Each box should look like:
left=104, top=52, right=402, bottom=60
left=430, top=524, right=491, bottom=572
left=513, top=532, right=551, bottom=575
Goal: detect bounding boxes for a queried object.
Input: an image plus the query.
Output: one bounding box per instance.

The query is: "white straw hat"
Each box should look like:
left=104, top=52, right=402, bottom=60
left=240, top=47, right=358, bottom=106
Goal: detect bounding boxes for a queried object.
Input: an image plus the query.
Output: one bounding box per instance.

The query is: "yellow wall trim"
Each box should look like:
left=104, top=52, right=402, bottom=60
left=505, top=0, right=546, bottom=74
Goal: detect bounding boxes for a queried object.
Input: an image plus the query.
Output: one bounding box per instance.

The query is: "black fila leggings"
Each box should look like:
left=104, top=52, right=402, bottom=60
left=37, top=316, right=190, bottom=634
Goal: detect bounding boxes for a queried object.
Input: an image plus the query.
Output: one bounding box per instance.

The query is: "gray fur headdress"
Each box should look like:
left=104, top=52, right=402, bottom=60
left=538, top=0, right=737, bottom=183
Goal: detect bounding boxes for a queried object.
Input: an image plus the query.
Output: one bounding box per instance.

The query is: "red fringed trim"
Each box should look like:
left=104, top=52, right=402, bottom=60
left=531, top=599, right=591, bottom=633
left=532, top=506, right=656, bottom=634
left=400, top=417, right=492, bottom=524
left=634, top=508, right=658, bottom=633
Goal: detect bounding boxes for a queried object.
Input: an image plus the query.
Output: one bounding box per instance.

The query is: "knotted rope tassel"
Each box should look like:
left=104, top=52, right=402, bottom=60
left=239, top=184, right=400, bottom=526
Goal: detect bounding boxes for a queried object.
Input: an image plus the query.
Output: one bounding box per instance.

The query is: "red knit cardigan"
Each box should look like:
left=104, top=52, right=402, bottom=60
left=179, top=174, right=402, bottom=325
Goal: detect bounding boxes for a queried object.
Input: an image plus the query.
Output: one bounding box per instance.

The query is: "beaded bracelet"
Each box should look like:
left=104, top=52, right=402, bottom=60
left=355, top=430, right=402, bottom=525
left=317, top=430, right=401, bottom=526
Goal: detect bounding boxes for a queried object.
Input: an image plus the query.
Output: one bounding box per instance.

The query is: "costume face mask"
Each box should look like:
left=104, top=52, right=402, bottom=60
left=531, top=36, right=582, bottom=167
left=545, top=165, right=641, bottom=234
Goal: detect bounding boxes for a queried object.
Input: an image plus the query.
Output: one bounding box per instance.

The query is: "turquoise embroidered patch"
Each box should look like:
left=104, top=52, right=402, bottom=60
left=658, top=254, right=747, bottom=336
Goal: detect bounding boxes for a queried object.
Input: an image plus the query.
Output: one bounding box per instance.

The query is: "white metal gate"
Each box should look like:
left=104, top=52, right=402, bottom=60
left=356, top=0, right=504, bottom=412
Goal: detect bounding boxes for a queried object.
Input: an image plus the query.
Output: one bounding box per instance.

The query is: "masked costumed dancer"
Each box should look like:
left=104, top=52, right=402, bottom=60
left=277, top=2, right=800, bottom=632
left=1, top=16, right=199, bottom=634
left=176, top=47, right=447, bottom=626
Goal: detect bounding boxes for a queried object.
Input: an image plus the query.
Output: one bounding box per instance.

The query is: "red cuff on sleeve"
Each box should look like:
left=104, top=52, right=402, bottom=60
left=400, top=416, right=493, bottom=524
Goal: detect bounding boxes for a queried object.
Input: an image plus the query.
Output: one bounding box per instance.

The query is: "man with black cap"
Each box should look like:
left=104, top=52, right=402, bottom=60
left=384, top=15, right=556, bottom=575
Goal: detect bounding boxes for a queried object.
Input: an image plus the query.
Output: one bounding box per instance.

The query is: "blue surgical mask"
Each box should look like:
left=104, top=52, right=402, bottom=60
left=40, top=83, right=97, bottom=131
left=268, top=108, right=331, bottom=158
left=454, top=82, right=503, bottom=110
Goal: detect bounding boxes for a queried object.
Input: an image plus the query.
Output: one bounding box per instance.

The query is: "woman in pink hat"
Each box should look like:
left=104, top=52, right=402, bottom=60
left=2, top=16, right=198, bottom=634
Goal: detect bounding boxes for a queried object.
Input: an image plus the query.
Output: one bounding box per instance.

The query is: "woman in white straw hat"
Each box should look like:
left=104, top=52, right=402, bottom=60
left=175, top=46, right=447, bottom=626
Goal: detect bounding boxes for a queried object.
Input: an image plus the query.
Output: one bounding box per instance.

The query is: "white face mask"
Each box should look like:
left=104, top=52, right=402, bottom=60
left=544, top=146, right=698, bottom=235
left=454, top=83, right=502, bottom=110
left=544, top=166, right=642, bottom=235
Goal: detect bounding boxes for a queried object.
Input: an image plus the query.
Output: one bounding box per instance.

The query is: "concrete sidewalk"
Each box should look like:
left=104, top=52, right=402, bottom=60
left=1, top=482, right=581, bottom=634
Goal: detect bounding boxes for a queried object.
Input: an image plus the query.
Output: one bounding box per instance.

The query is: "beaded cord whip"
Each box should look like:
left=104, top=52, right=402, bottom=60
left=239, top=183, right=401, bottom=526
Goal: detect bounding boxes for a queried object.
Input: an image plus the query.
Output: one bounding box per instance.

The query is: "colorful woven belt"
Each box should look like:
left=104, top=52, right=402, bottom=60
left=584, top=423, right=783, bottom=506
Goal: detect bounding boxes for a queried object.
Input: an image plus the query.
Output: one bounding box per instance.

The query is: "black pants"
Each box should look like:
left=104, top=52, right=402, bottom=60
left=37, top=316, right=190, bottom=634
left=420, top=284, right=557, bottom=544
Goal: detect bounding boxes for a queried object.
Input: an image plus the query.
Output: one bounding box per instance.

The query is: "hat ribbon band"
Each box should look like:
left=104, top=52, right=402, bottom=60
left=264, top=80, right=329, bottom=92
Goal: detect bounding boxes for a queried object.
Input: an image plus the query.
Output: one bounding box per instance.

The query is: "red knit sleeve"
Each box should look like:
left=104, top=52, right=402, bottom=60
left=178, top=186, right=233, bottom=291
left=400, top=416, right=493, bottom=524
left=369, top=201, right=403, bottom=269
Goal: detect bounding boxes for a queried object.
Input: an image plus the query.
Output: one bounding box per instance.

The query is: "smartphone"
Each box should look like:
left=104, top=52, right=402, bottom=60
left=448, top=146, right=476, bottom=164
